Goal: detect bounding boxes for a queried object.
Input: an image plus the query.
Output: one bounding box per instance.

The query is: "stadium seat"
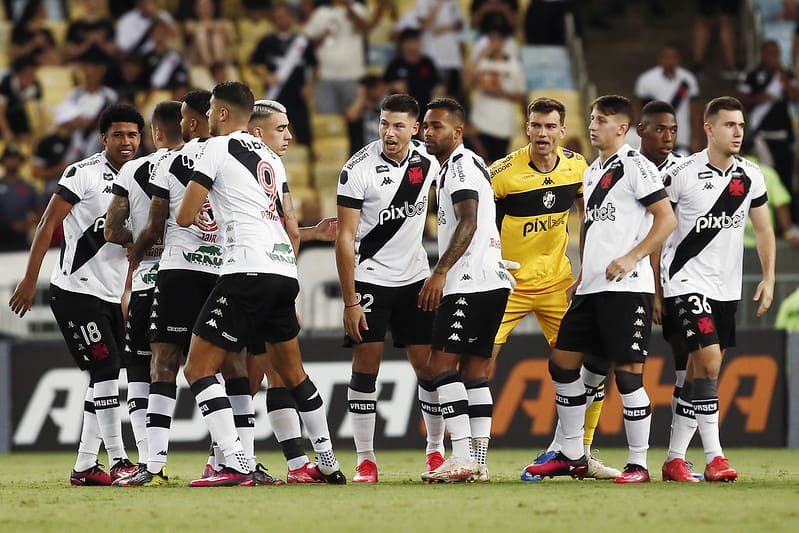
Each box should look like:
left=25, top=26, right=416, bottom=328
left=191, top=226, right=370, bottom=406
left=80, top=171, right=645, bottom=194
left=520, top=45, right=575, bottom=91
left=136, top=90, right=173, bottom=124
left=222, top=0, right=245, bottom=19
left=314, top=137, right=350, bottom=164
left=317, top=184, right=339, bottom=219
left=237, top=19, right=273, bottom=59
left=313, top=160, right=346, bottom=190
left=295, top=247, right=341, bottom=331
left=368, top=43, right=396, bottom=73
left=36, top=66, right=75, bottom=106
left=189, top=65, right=215, bottom=90
left=285, top=160, right=311, bottom=188
left=526, top=88, right=587, bottom=147
left=0, top=21, right=10, bottom=69
left=283, top=143, right=310, bottom=167
left=311, top=114, right=347, bottom=140
left=41, top=20, right=68, bottom=47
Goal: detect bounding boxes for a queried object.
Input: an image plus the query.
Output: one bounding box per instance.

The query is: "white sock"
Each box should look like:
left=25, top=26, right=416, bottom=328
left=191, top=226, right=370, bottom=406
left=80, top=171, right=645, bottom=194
left=191, top=376, right=249, bottom=474
left=434, top=372, right=472, bottom=460
left=418, top=381, right=445, bottom=455
left=126, top=381, right=150, bottom=464
left=145, top=382, right=176, bottom=474
left=266, top=387, right=309, bottom=470
left=74, top=386, right=102, bottom=472
left=553, top=377, right=585, bottom=460
left=348, top=387, right=377, bottom=465
left=227, top=377, right=256, bottom=471
left=693, top=378, right=723, bottom=463
left=621, top=387, right=651, bottom=469
left=465, top=379, right=492, bottom=439
left=291, top=377, right=339, bottom=474
left=94, top=378, right=128, bottom=466
left=672, top=370, right=687, bottom=415
left=666, top=380, right=697, bottom=461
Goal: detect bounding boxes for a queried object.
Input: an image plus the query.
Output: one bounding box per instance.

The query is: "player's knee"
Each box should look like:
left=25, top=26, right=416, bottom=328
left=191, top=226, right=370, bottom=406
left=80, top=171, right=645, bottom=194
left=151, top=348, right=181, bottom=382
left=349, top=371, right=377, bottom=393
left=548, top=360, right=580, bottom=384
left=615, top=370, right=643, bottom=394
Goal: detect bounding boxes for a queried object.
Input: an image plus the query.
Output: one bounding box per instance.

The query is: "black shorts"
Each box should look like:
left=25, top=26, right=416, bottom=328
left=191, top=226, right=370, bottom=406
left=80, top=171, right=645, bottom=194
left=149, top=269, right=218, bottom=354
left=697, top=0, right=740, bottom=17
left=664, top=293, right=738, bottom=352
left=50, top=284, right=125, bottom=371
left=345, top=279, right=434, bottom=347
left=124, top=288, right=154, bottom=365
left=193, top=273, right=301, bottom=352
left=556, top=292, right=653, bottom=364
left=431, top=288, right=509, bottom=358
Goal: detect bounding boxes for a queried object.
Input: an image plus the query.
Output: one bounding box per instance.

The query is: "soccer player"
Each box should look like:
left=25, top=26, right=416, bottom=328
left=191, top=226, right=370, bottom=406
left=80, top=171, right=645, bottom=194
left=116, top=90, right=223, bottom=486
left=246, top=99, right=336, bottom=483
left=418, top=97, right=512, bottom=482
left=335, top=93, right=444, bottom=483
left=103, top=101, right=184, bottom=474
left=9, top=104, right=145, bottom=485
left=522, top=95, right=677, bottom=484
left=490, top=96, right=619, bottom=480
left=634, top=99, right=704, bottom=481
left=177, top=81, right=345, bottom=486
left=659, top=96, right=775, bottom=482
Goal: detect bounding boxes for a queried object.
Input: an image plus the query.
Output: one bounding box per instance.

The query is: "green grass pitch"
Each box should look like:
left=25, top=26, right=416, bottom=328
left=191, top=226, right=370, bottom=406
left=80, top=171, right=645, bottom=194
left=1, top=448, right=797, bottom=532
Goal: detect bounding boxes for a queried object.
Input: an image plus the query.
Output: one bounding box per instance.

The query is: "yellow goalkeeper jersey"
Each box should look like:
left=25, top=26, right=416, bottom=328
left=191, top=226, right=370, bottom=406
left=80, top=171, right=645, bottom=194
left=491, top=145, right=587, bottom=294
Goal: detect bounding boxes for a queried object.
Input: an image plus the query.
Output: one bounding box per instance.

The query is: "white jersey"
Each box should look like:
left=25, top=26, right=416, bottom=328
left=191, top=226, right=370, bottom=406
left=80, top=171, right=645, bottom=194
left=149, top=137, right=222, bottom=275
left=436, top=144, right=512, bottom=296
left=634, top=66, right=700, bottom=149
left=51, top=151, right=127, bottom=303
left=336, top=140, right=439, bottom=286
left=113, top=149, right=166, bottom=292
left=190, top=130, right=295, bottom=278
left=656, top=151, right=683, bottom=173
left=661, top=150, right=768, bottom=301
left=578, top=144, right=668, bottom=295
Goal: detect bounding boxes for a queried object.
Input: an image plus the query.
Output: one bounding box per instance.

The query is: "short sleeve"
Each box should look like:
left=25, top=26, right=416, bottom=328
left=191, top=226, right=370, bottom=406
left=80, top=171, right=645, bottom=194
left=303, top=9, right=328, bottom=39
left=447, top=156, right=482, bottom=203
left=749, top=165, right=769, bottom=207
left=336, top=158, right=368, bottom=209
left=630, top=156, right=667, bottom=205
left=56, top=164, right=86, bottom=204
left=191, top=137, right=225, bottom=190
left=148, top=153, right=171, bottom=199
left=634, top=72, right=647, bottom=98
left=112, top=160, right=134, bottom=197
left=687, top=72, right=700, bottom=98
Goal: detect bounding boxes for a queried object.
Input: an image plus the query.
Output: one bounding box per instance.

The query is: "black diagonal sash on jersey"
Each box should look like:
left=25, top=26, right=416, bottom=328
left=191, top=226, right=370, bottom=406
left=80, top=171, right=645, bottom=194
left=358, top=154, right=431, bottom=263
left=70, top=215, right=109, bottom=273
left=670, top=80, right=691, bottom=110
left=668, top=172, right=752, bottom=280
left=132, top=161, right=153, bottom=198
left=169, top=151, right=194, bottom=187
left=227, top=138, right=285, bottom=219
left=583, top=159, right=625, bottom=234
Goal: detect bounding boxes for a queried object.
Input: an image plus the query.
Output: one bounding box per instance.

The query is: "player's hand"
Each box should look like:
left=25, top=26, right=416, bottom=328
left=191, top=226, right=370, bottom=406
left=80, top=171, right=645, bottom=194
left=343, top=304, right=368, bottom=343
left=653, top=294, right=664, bottom=325
left=753, top=278, right=775, bottom=317
left=195, top=208, right=215, bottom=232
left=9, top=276, right=36, bottom=318
left=125, top=242, right=142, bottom=270
left=605, top=254, right=637, bottom=282
left=418, top=272, right=446, bottom=311
left=314, top=217, right=338, bottom=241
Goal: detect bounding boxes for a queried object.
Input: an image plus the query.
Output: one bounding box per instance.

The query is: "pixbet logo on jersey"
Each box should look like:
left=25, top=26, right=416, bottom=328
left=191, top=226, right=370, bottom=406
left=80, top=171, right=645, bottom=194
left=694, top=211, right=744, bottom=232
left=378, top=197, right=427, bottom=225
left=584, top=203, right=616, bottom=222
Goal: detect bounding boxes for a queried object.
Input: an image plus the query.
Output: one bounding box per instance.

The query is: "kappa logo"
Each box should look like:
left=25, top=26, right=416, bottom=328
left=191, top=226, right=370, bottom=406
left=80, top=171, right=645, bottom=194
left=633, top=331, right=643, bottom=339
left=682, top=319, right=691, bottom=326
left=150, top=311, right=157, bottom=318
left=453, top=309, right=466, bottom=318
left=543, top=190, right=556, bottom=208
left=675, top=297, right=683, bottom=304
left=381, top=177, right=394, bottom=186
left=703, top=182, right=715, bottom=190
left=678, top=308, right=687, bottom=316
left=216, top=297, right=228, bottom=305
left=451, top=321, right=463, bottom=329
left=102, top=185, right=112, bottom=194
left=73, top=333, right=80, bottom=340
left=461, top=274, right=472, bottom=281
left=631, top=342, right=640, bottom=351
left=455, top=298, right=468, bottom=306
left=634, top=318, right=645, bottom=327
left=315, top=437, right=329, bottom=445
left=68, top=321, right=75, bottom=328
left=635, top=306, right=645, bottom=314
left=205, top=318, right=218, bottom=328
left=448, top=333, right=461, bottom=342
left=150, top=323, right=157, bottom=330
left=630, top=271, right=638, bottom=278
left=542, top=177, right=554, bottom=186
left=211, top=308, right=223, bottom=317
left=686, top=329, right=695, bottom=337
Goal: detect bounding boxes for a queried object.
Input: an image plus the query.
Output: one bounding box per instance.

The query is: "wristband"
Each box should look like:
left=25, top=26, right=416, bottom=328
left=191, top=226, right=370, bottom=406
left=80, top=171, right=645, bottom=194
left=344, top=302, right=360, bottom=308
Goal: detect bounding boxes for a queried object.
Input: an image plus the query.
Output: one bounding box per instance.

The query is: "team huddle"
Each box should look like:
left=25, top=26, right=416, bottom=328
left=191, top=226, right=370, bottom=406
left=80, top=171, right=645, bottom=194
left=7, top=80, right=775, bottom=486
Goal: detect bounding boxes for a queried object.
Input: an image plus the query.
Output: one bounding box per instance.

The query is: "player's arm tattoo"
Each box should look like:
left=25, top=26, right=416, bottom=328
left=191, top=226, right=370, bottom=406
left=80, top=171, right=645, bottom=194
left=434, top=198, right=477, bottom=275
left=104, top=195, right=132, bottom=244
left=131, top=196, right=169, bottom=261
